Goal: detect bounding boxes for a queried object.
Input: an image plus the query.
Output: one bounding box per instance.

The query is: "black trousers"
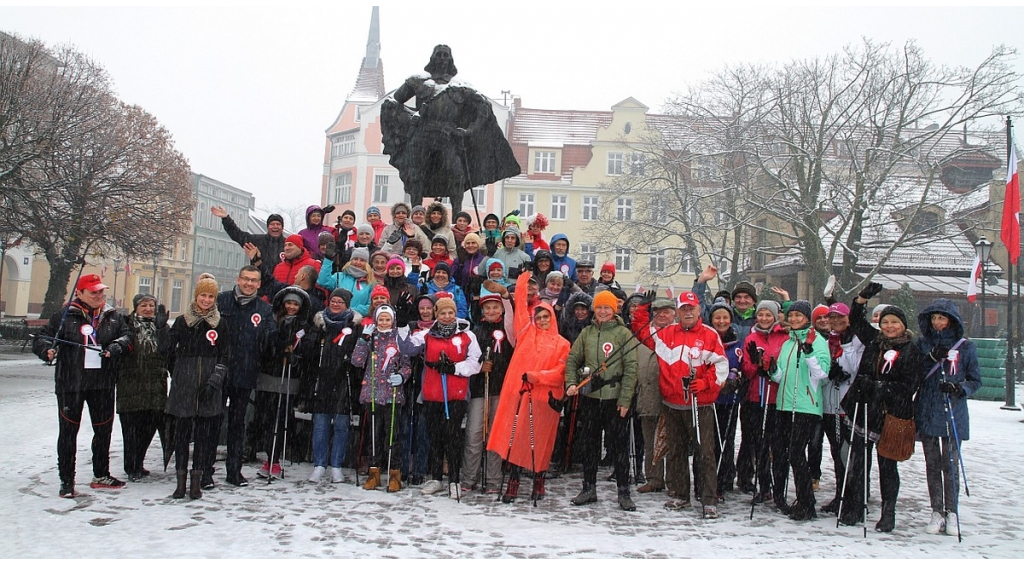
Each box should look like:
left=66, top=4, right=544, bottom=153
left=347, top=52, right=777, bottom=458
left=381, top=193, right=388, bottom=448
left=205, top=385, right=253, bottom=478
left=254, top=390, right=291, bottom=463
left=820, top=413, right=847, bottom=498
left=56, top=389, right=115, bottom=483
left=714, top=402, right=740, bottom=491
left=364, top=402, right=403, bottom=469
left=423, top=400, right=468, bottom=483
left=174, top=415, right=216, bottom=473
left=808, top=418, right=824, bottom=481
left=119, top=409, right=163, bottom=475
left=736, top=401, right=759, bottom=488
left=841, top=435, right=899, bottom=520
left=777, top=412, right=820, bottom=509
left=579, top=396, right=630, bottom=488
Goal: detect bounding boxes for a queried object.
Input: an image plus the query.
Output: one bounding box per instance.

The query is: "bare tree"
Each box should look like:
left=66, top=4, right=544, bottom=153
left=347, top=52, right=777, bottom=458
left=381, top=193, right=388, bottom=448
left=1, top=37, right=194, bottom=317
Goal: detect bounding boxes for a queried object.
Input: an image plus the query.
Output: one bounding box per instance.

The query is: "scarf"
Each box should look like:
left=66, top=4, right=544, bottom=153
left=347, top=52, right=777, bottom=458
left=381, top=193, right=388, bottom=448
left=431, top=320, right=458, bottom=339
left=234, top=285, right=257, bottom=306
left=322, top=308, right=354, bottom=331
left=344, top=265, right=368, bottom=279
left=131, top=315, right=159, bottom=355
left=184, top=302, right=220, bottom=328
left=875, top=331, right=913, bottom=374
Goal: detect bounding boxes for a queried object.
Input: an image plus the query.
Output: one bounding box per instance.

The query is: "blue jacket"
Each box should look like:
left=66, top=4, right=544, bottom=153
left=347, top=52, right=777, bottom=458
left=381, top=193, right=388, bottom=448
left=317, top=257, right=373, bottom=316
left=217, top=289, right=276, bottom=389
left=715, top=328, right=744, bottom=405
left=425, top=279, right=469, bottom=320
left=914, top=299, right=981, bottom=440
left=550, top=233, right=577, bottom=281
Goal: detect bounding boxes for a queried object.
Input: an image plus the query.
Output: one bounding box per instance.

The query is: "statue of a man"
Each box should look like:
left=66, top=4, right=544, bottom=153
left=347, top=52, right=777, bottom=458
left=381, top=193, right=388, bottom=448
left=381, top=45, right=520, bottom=213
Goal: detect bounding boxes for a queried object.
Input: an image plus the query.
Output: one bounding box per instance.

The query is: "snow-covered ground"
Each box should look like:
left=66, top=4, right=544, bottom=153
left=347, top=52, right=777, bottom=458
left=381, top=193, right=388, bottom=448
left=3, top=353, right=1022, bottom=558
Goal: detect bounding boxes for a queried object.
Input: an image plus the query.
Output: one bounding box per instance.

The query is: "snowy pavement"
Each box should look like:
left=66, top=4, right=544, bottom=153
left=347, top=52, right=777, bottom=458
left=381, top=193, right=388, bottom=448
left=3, top=354, right=1022, bottom=558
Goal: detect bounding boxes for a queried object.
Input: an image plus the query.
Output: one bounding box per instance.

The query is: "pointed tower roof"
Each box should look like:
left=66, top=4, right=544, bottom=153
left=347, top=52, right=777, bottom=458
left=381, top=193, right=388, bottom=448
left=348, top=6, right=386, bottom=102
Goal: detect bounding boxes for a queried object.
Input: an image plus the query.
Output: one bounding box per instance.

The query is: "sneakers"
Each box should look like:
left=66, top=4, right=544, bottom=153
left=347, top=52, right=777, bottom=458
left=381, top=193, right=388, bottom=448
left=226, top=472, right=249, bottom=487
left=925, top=511, right=946, bottom=534
left=330, top=467, right=345, bottom=484
left=637, top=482, right=664, bottom=494
left=201, top=473, right=216, bottom=490
left=665, top=499, right=692, bottom=511
left=571, top=483, right=597, bottom=506
left=944, top=513, right=959, bottom=536
left=703, top=505, right=719, bottom=519
left=449, top=482, right=461, bottom=499
left=309, top=466, right=326, bottom=483
left=90, top=475, right=126, bottom=489
left=257, top=462, right=283, bottom=479
left=59, top=481, right=76, bottom=498
left=420, top=479, right=444, bottom=495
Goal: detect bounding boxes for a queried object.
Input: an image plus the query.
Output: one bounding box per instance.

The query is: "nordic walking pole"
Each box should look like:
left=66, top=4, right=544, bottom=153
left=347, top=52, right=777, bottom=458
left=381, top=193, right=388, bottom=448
left=525, top=376, right=538, bottom=507
left=686, top=346, right=704, bottom=515
left=370, top=344, right=377, bottom=469
left=282, top=360, right=293, bottom=477
left=836, top=402, right=859, bottom=528
left=40, top=255, right=90, bottom=365
left=497, top=383, right=528, bottom=502
left=941, top=364, right=966, bottom=542
left=267, top=357, right=287, bottom=484
left=862, top=404, right=868, bottom=539
left=481, top=346, right=492, bottom=491
left=386, top=381, right=399, bottom=492
left=750, top=376, right=769, bottom=520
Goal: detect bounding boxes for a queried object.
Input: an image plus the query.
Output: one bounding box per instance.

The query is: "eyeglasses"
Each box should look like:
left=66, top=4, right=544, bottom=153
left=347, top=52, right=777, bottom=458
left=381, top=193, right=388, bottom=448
left=238, top=277, right=260, bottom=284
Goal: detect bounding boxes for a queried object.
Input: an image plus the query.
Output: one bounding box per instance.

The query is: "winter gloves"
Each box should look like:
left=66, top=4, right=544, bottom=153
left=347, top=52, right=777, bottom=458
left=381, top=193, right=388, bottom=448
left=939, top=381, right=965, bottom=397
left=929, top=345, right=950, bottom=363
left=859, top=282, right=884, bottom=300
left=426, top=351, right=457, bottom=375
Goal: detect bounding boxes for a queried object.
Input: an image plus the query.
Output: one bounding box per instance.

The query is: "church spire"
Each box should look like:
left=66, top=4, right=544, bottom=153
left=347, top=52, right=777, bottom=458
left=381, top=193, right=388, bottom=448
left=349, top=6, right=386, bottom=102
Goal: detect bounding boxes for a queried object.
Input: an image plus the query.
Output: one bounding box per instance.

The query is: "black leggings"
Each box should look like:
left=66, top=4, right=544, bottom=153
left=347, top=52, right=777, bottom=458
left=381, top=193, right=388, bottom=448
left=56, top=389, right=115, bottom=483
left=423, top=400, right=468, bottom=483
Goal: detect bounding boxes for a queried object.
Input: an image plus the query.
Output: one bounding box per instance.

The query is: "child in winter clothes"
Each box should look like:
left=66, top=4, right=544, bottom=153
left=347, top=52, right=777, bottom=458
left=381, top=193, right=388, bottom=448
left=301, top=288, right=363, bottom=485
left=351, top=305, right=412, bottom=492
left=770, top=300, right=831, bottom=521
left=398, top=297, right=482, bottom=498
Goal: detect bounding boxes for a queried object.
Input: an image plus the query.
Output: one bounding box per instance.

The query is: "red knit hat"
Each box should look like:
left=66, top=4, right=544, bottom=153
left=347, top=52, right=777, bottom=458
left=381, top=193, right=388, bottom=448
left=601, top=261, right=616, bottom=275
left=370, top=285, right=391, bottom=301
left=812, top=304, right=831, bottom=321
left=285, top=234, right=303, bottom=248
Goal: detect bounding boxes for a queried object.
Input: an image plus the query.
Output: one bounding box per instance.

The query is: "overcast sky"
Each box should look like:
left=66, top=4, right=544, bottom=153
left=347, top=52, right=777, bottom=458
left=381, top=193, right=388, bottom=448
left=3, top=2, right=1022, bottom=214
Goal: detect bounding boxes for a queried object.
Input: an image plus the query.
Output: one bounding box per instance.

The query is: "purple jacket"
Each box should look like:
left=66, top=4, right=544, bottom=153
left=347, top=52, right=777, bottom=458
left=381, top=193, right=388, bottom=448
left=298, top=204, right=336, bottom=260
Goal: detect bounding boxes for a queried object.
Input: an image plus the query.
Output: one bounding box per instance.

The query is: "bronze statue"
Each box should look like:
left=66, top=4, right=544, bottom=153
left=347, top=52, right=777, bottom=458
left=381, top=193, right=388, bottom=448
left=381, top=45, right=520, bottom=213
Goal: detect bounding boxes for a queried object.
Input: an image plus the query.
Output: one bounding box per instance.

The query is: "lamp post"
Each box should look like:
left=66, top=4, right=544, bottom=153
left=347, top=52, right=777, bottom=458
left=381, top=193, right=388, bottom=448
left=974, top=236, right=993, bottom=338
left=112, top=258, right=121, bottom=311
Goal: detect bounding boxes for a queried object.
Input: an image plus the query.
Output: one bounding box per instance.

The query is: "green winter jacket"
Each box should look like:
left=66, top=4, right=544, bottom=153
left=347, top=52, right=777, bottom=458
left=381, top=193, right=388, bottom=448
left=771, top=325, right=831, bottom=417
left=564, top=316, right=638, bottom=409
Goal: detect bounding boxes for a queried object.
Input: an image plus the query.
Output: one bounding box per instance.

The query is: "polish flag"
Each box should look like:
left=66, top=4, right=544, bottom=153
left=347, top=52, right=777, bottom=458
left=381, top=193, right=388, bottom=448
left=101, top=264, right=108, bottom=278
left=665, top=286, right=675, bottom=299
left=966, top=254, right=982, bottom=303
left=635, top=284, right=644, bottom=294
left=1002, top=144, right=1020, bottom=265
left=124, top=262, right=132, bottom=277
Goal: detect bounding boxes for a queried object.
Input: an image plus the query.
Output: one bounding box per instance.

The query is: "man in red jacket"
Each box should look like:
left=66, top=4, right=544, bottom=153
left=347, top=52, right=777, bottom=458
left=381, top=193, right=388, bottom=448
left=633, top=291, right=728, bottom=519
left=273, top=234, right=321, bottom=285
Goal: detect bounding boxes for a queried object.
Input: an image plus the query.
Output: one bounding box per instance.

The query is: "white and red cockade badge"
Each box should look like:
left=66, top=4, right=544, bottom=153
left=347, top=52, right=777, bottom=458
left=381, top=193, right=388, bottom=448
left=947, top=349, right=960, bottom=375
left=602, top=342, right=614, bottom=358
left=382, top=345, right=398, bottom=373
left=452, top=335, right=463, bottom=355
left=251, top=313, right=261, bottom=327
left=560, top=264, right=569, bottom=275
left=206, top=330, right=218, bottom=346
left=881, top=349, right=899, bottom=374
left=294, top=329, right=305, bottom=349
left=492, top=330, right=505, bottom=353
left=334, top=326, right=352, bottom=346
left=80, top=325, right=94, bottom=336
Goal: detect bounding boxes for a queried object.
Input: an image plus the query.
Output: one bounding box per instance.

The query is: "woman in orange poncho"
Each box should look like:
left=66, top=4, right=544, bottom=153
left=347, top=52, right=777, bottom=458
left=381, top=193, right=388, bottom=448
left=486, top=271, right=569, bottom=503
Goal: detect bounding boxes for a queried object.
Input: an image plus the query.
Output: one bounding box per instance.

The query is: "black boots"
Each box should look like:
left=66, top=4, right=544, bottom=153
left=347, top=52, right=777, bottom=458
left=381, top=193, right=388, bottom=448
left=189, top=470, right=203, bottom=500
left=571, top=482, right=597, bottom=506
left=173, top=471, right=188, bottom=499
left=502, top=478, right=519, bottom=503
left=875, top=501, right=896, bottom=532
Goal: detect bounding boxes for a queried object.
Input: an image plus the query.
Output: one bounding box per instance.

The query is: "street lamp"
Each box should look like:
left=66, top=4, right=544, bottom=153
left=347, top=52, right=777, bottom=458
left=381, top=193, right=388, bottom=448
left=112, top=258, right=121, bottom=311
left=974, top=236, right=993, bottom=337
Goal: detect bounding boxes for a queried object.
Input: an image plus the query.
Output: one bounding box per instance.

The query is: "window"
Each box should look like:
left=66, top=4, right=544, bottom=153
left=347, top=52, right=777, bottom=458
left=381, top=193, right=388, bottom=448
left=138, top=277, right=152, bottom=296
left=687, top=207, right=700, bottom=225
left=518, top=193, right=535, bottom=217
left=179, top=240, right=189, bottom=262
left=582, top=195, right=599, bottom=221
left=649, top=247, right=666, bottom=273
left=331, top=134, right=356, bottom=157
left=155, top=278, right=165, bottom=302
left=550, top=194, right=567, bottom=220
left=373, top=175, right=389, bottom=202
left=579, top=243, right=597, bottom=266
left=908, top=210, right=940, bottom=236
left=715, top=206, right=728, bottom=225
left=471, top=186, right=486, bottom=207
left=681, top=253, right=696, bottom=275
left=695, top=155, right=716, bottom=181
left=333, top=172, right=352, bottom=204
left=616, top=197, right=633, bottom=222
left=649, top=195, right=668, bottom=225
left=534, top=151, right=556, bottom=174
left=196, top=244, right=204, bottom=265
left=630, top=153, right=646, bottom=175
left=607, top=152, right=624, bottom=175
left=615, top=247, right=631, bottom=272
left=171, top=280, right=183, bottom=312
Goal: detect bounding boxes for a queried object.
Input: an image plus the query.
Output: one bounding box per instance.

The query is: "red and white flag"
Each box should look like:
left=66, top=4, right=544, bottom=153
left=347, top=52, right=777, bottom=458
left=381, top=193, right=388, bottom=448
left=966, top=254, right=982, bottom=303
left=124, top=262, right=132, bottom=277
left=1002, top=144, right=1021, bottom=265
left=635, top=284, right=644, bottom=294
left=665, top=286, right=675, bottom=299
left=101, top=264, right=108, bottom=278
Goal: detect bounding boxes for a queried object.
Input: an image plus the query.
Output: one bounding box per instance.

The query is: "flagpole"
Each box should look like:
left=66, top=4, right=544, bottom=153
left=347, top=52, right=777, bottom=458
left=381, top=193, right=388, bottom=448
left=1002, top=116, right=1019, bottom=411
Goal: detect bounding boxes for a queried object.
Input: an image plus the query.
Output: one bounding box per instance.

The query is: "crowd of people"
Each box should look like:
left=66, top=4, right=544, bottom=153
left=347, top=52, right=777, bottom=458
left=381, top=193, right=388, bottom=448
left=34, top=202, right=980, bottom=535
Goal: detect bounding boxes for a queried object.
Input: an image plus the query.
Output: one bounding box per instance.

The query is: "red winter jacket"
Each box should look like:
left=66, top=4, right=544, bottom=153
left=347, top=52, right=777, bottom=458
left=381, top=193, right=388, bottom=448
left=399, top=321, right=482, bottom=402
left=272, top=249, right=321, bottom=285
left=632, top=307, right=728, bottom=407
left=740, top=324, right=789, bottom=405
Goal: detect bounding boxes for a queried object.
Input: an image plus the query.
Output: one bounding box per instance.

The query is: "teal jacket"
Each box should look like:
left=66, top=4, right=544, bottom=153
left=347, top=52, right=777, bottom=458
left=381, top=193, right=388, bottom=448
left=771, top=325, right=831, bottom=416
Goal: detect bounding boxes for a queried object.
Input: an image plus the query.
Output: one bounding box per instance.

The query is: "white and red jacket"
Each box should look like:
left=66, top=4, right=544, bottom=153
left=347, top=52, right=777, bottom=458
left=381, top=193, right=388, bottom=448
left=740, top=323, right=789, bottom=405
left=632, top=307, right=728, bottom=407
left=399, top=320, right=482, bottom=402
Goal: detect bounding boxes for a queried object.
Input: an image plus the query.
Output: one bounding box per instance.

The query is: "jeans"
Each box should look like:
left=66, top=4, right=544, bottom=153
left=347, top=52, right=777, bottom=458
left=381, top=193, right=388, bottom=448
left=922, top=436, right=959, bottom=513
left=312, top=413, right=350, bottom=468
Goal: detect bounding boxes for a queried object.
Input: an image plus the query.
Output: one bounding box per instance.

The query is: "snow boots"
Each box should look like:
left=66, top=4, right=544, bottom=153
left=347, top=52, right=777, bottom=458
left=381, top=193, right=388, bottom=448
left=617, top=485, right=637, bottom=512
left=875, top=500, right=896, bottom=532
left=363, top=467, right=381, bottom=490
left=173, top=471, right=188, bottom=499
left=571, top=482, right=597, bottom=506
left=387, top=470, right=402, bottom=493
left=189, top=470, right=203, bottom=500
left=531, top=476, right=546, bottom=501
left=502, top=478, right=520, bottom=503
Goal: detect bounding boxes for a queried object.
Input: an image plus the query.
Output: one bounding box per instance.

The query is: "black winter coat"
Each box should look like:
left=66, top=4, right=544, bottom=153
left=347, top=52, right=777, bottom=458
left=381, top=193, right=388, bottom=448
left=469, top=318, right=514, bottom=398
left=161, top=316, right=230, bottom=418
left=116, top=313, right=168, bottom=413
left=217, top=290, right=276, bottom=389
left=299, top=311, right=363, bottom=415
left=33, top=301, right=131, bottom=394
left=221, top=215, right=284, bottom=273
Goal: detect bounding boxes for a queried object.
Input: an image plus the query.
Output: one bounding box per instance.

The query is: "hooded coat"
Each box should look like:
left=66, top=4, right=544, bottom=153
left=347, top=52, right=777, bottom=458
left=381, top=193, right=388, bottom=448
left=914, top=299, right=981, bottom=440
left=549, top=233, right=577, bottom=281
left=300, top=308, right=363, bottom=415
left=424, top=201, right=457, bottom=254
left=379, top=202, right=433, bottom=256
left=256, top=287, right=312, bottom=395
left=557, top=291, right=592, bottom=344
left=298, top=204, right=337, bottom=260
left=486, top=271, right=568, bottom=472
left=492, top=225, right=531, bottom=275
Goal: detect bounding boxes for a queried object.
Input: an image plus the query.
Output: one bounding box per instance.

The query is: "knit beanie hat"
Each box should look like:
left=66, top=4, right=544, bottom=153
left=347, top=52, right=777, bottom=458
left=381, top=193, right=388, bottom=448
left=350, top=247, right=370, bottom=262
left=194, top=274, right=218, bottom=298
left=463, top=232, right=482, bottom=248
left=416, top=294, right=437, bottom=309
left=478, top=292, right=503, bottom=306
left=454, top=211, right=472, bottom=224
left=872, top=304, right=891, bottom=319
left=341, top=209, right=356, bottom=220
left=285, top=234, right=304, bottom=248
left=412, top=205, right=427, bottom=216
left=709, top=299, right=734, bottom=322
left=329, top=287, right=352, bottom=306
left=787, top=300, right=812, bottom=320
left=878, top=305, right=908, bottom=329
left=318, top=231, right=334, bottom=245
left=432, top=261, right=451, bottom=277
left=370, top=285, right=391, bottom=302
left=434, top=297, right=457, bottom=315
left=732, top=281, right=757, bottom=302
left=374, top=304, right=395, bottom=323
left=386, top=257, right=406, bottom=272
left=812, top=304, right=831, bottom=321
left=266, top=213, right=284, bottom=227
left=280, top=290, right=303, bottom=305
left=357, top=224, right=374, bottom=236
left=546, top=271, right=564, bottom=285
left=593, top=290, right=618, bottom=311
left=366, top=206, right=381, bottom=218
left=488, top=260, right=505, bottom=274
left=756, top=300, right=780, bottom=318
left=132, top=293, right=157, bottom=310
left=600, top=261, right=616, bottom=276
